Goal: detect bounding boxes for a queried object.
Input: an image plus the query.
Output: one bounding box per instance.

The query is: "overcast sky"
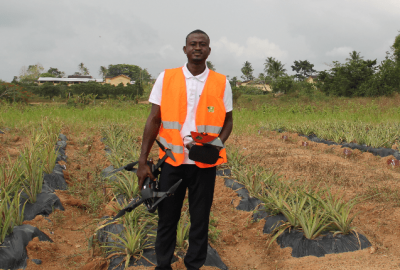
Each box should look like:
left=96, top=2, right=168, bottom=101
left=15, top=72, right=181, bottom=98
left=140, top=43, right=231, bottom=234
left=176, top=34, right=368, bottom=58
left=1, top=0, right=399, bottom=82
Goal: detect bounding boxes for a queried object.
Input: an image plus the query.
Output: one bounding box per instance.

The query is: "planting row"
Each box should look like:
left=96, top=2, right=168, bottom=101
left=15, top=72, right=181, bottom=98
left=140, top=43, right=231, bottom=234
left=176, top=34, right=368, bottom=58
left=223, top=148, right=371, bottom=257
left=0, top=122, right=69, bottom=269
left=261, top=120, right=400, bottom=149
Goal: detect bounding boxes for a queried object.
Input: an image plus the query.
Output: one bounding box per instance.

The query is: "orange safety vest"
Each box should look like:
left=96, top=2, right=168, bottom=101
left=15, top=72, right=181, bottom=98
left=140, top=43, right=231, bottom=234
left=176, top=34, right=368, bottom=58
left=159, top=67, right=228, bottom=168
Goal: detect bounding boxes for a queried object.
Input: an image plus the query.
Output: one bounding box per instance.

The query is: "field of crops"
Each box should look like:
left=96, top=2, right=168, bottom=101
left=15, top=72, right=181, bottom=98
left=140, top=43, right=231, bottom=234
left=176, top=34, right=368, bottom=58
left=1, top=94, right=400, bottom=269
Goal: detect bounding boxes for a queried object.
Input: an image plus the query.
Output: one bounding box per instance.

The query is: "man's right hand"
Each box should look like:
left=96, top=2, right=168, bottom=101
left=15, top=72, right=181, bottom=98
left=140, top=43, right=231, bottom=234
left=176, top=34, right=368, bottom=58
left=136, top=161, right=155, bottom=190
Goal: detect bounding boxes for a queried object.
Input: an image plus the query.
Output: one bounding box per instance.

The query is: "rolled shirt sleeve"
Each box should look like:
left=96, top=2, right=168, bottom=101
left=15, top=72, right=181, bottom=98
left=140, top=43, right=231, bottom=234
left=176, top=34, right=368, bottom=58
left=223, top=79, right=233, bottom=113
left=148, top=71, right=165, bottom=106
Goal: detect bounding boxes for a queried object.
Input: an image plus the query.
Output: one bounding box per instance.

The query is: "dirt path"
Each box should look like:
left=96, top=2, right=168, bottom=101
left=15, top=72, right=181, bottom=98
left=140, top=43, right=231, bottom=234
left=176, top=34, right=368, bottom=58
left=19, top=130, right=400, bottom=269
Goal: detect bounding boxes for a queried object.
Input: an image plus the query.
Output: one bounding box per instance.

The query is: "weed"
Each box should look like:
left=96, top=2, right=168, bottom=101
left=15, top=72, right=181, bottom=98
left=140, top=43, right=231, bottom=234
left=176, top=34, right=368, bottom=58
left=208, top=212, right=221, bottom=244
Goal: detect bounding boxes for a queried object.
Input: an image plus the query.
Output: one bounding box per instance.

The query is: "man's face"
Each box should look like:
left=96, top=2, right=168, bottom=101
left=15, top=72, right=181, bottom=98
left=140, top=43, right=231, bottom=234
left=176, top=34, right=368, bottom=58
left=183, top=33, right=211, bottom=64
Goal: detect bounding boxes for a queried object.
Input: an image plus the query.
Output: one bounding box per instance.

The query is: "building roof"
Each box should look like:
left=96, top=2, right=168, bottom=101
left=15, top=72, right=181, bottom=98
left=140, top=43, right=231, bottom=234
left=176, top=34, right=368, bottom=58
left=67, top=75, right=93, bottom=78
left=38, top=77, right=103, bottom=83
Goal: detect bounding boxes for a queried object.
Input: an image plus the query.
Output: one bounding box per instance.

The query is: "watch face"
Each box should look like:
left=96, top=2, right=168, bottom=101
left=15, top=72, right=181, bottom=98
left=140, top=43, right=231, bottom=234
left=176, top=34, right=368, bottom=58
left=191, top=131, right=217, bottom=144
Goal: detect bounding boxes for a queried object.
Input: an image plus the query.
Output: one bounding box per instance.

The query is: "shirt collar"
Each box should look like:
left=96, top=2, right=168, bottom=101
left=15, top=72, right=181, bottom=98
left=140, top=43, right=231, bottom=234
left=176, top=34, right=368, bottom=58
left=182, top=63, right=209, bottom=82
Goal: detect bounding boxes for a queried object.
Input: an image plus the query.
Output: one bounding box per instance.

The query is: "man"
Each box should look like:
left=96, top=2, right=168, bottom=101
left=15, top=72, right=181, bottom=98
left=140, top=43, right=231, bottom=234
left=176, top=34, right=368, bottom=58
left=137, top=29, right=233, bottom=270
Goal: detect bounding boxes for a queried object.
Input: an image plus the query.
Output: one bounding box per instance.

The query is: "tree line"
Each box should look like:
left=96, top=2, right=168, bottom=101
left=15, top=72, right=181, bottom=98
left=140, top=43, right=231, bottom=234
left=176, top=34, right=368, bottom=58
left=15, top=63, right=152, bottom=83
left=230, top=33, right=400, bottom=97
left=1, top=63, right=150, bottom=102
left=19, top=80, right=143, bottom=100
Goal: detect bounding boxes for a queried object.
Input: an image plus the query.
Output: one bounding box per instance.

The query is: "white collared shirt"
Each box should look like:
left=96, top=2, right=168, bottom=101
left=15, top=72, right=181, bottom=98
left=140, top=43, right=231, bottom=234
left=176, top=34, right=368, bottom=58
left=149, top=63, right=233, bottom=164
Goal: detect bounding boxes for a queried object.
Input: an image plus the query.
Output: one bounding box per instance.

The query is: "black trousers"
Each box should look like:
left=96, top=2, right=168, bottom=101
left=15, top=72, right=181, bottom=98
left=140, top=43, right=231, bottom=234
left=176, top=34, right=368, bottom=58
left=155, top=163, right=216, bottom=270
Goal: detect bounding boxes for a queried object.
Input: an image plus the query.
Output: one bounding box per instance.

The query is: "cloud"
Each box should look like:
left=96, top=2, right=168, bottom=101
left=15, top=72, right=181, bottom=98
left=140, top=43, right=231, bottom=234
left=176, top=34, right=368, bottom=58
left=326, top=46, right=354, bottom=57
left=213, top=36, right=287, bottom=60
left=210, top=36, right=288, bottom=76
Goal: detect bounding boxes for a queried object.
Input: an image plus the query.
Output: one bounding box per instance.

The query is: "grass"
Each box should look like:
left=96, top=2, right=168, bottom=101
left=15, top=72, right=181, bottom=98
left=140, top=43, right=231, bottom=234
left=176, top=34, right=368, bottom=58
left=2, top=94, right=399, bottom=147
left=209, top=212, right=221, bottom=244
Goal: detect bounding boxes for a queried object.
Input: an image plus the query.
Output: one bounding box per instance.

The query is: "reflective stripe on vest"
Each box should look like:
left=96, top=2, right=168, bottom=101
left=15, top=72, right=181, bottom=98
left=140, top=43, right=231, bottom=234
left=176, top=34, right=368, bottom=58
left=159, top=136, right=184, bottom=154
left=162, top=121, right=182, bottom=130
left=197, top=125, right=222, bottom=134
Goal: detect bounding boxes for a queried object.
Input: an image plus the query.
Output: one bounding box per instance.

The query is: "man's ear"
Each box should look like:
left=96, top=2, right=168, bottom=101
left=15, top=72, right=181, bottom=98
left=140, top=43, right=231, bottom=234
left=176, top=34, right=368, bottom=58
left=208, top=47, right=211, bottom=56
left=183, top=46, right=187, bottom=54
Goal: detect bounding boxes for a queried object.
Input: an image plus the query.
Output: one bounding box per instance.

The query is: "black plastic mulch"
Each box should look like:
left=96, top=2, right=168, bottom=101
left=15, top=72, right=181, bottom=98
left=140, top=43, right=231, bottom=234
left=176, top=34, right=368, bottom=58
left=0, top=225, right=53, bottom=270
left=216, top=168, right=232, bottom=177
left=225, top=173, right=372, bottom=258
left=204, top=244, right=229, bottom=270
left=21, top=134, right=68, bottom=221
left=277, top=229, right=371, bottom=258
left=101, top=165, right=117, bottom=181
left=224, top=178, right=262, bottom=211
left=271, top=129, right=400, bottom=161
left=21, top=186, right=65, bottom=221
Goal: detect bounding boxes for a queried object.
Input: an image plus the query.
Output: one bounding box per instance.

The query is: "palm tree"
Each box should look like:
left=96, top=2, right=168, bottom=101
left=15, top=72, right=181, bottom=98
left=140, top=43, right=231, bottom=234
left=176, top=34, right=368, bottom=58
left=264, top=57, right=286, bottom=79
left=241, top=61, right=254, bottom=81
left=99, top=66, right=108, bottom=79
left=78, top=63, right=90, bottom=75
left=346, top=51, right=364, bottom=62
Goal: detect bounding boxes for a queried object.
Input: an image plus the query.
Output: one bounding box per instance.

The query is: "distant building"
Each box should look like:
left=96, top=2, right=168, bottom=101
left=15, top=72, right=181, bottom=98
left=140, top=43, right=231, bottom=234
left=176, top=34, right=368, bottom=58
left=104, top=75, right=131, bottom=86
left=37, top=77, right=103, bottom=86
left=306, top=75, right=318, bottom=83
left=237, top=80, right=272, bottom=92
left=37, top=74, right=137, bottom=87
left=67, top=75, right=93, bottom=79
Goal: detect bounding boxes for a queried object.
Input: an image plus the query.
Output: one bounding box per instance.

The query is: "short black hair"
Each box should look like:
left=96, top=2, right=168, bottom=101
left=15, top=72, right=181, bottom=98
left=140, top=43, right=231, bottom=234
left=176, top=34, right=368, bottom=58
left=186, top=29, right=210, bottom=44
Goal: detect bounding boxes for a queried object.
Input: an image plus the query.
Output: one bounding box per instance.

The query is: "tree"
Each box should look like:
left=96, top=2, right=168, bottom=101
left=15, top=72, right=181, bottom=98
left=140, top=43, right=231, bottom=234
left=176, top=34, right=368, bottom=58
left=47, top=67, right=65, bottom=78
left=291, top=60, right=316, bottom=81
left=346, top=51, right=364, bottom=62
left=264, top=57, right=286, bottom=79
left=359, top=56, right=399, bottom=96
left=392, top=33, right=400, bottom=66
left=106, top=64, right=151, bottom=82
left=270, top=75, right=295, bottom=94
left=241, top=61, right=254, bottom=81
left=206, top=61, right=216, bottom=71
left=229, top=76, right=238, bottom=88
left=78, top=63, right=90, bottom=75
left=318, top=54, right=377, bottom=97
left=140, top=68, right=152, bottom=83
left=39, top=72, right=56, bottom=78
left=99, top=66, right=108, bottom=79
left=19, top=63, right=44, bottom=82
left=41, top=82, right=60, bottom=99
